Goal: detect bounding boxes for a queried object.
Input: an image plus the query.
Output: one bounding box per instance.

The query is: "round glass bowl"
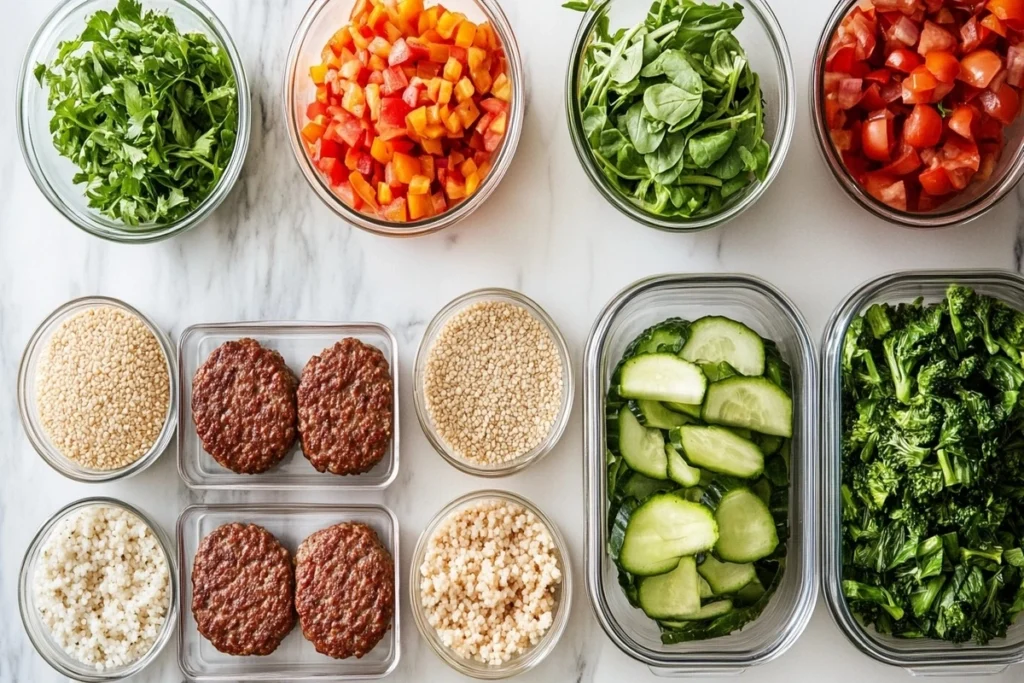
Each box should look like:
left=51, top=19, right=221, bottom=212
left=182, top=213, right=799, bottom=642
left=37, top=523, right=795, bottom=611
left=811, top=0, right=1024, bottom=229
left=565, top=0, right=796, bottom=232
left=19, top=497, right=179, bottom=682
left=413, top=288, right=574, bottom=476
left=17, top=0, right=251, bottom=243
left=409, top=490, right=572, bottom=679
left=18, top=296, right=179, bottom=483
left=284, top=0, right=525, bottom=237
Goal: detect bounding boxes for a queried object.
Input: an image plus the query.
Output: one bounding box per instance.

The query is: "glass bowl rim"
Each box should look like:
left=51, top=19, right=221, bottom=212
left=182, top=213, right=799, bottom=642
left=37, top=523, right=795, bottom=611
left=809, top=0, right=1024, bottom=230
left=18, top=496, right=180, bottom=682
left=820, top=268, right=1024, bottom=671
left=16, top=0, right=252, bottom=244
left=407, top=489, right=573, bottom=679
left=412, top=287, right=575, bottom=477
left=282, top=0, right=525, bottom=237
left=17, top=295, right=179, bottom=483
left=563, top=0, right=797, bottom=233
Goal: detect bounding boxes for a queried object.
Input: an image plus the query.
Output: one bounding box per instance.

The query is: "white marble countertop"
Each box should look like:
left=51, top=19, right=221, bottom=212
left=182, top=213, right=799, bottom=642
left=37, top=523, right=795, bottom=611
left=2, top=0, right=1024, bottom=681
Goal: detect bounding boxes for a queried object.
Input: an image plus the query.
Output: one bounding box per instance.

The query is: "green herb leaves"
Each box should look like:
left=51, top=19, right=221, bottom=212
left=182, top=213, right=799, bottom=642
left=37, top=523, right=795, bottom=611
left=35, top=0, right=239, bottom=227
left=571, top=0, right=768, bottom=219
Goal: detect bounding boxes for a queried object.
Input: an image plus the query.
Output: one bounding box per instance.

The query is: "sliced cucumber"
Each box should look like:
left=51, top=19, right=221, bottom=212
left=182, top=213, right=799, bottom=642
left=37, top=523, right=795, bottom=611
left=673, top=426, right=764, bottom=479
left=619, top=494, right=718, bottom=576
left=751, top=478, right=772, bottom=506
left=638, top=557, right=700, bottom=620
left=666, top=443, right=701, bottom=487
left=698, top=576, right=715, bottom=599
left=619, top=354, right=708, bottom=405
left=756, top=434, right=784, bottom=456
left=714, top=488, right=779, bottom=563
left=697, top=555, right=757, bottom=595
left=633, top=400, right=692, bottom=430
left=633, top=320, right=689, bottom=355
left=681, top=316, right=765, bottom=377
left=618, top=406, right=667, bottom=479
left=660, top=599, right=735, bottom=625
left=735, top=577, right=766, bottom=606
left=620, top=472, right=675, bottom=500
left=702, top=377, right=793, bottom=438
left=666, top=402, right=703, bottom=420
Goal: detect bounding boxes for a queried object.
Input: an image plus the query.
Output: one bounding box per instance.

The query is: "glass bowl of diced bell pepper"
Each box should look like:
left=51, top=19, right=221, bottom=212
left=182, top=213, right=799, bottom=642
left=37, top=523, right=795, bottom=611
left=285, top=0, right=524, bottom=236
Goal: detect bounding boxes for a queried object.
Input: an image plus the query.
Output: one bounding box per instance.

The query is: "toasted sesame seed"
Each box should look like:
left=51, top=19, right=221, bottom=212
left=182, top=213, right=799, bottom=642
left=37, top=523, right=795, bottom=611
left=423, top=300, right=564, bottom=466
left=35, top=306, right=171, bottom=471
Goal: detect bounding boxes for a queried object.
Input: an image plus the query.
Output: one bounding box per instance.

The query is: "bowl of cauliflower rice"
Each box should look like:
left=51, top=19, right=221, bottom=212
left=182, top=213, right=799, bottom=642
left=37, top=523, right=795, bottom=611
left=19, top=498, right=177, bottom=681
left=410, top=489, right=571, bottom=679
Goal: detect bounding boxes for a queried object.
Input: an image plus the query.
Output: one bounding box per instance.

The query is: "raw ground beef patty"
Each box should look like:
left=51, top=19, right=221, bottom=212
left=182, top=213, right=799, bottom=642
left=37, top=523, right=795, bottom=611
left=191, top=338, right=298, bottom=474
left=294, top=522, right=395, bottom=659
left=297, top=338, right=393, bottom=475
left=191, top=523, right=296, bottom=656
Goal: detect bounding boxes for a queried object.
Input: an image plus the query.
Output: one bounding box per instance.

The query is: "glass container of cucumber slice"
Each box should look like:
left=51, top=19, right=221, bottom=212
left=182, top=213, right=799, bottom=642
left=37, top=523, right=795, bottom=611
left=583, top=273, right=817, bottom=673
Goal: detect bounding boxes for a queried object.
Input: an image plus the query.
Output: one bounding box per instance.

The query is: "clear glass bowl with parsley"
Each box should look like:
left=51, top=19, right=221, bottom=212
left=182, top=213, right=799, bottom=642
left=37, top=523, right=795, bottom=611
left=564, top=0, right=795, bottom=232
left=18, top=0, right=250, bottom=243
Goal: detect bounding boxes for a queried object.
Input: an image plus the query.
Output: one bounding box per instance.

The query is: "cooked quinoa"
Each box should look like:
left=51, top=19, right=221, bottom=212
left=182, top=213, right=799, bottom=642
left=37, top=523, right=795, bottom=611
left=33, top=505, right=170, bottom=671
left=419, top=498, right=562, bottom=665
left=423, top=299, right=563, bottom=465
left=35, top=305, right=170, bottom=470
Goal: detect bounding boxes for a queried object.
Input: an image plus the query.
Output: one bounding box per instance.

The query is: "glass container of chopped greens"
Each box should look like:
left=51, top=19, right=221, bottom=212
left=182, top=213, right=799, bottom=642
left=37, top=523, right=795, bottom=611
left=582, top=274, right=816, bottom=673
left=18, top=0, right=250, bottom=243
left=822, top=270, right=1024, bottom=674
left=565, top=0, right=795, bottom=232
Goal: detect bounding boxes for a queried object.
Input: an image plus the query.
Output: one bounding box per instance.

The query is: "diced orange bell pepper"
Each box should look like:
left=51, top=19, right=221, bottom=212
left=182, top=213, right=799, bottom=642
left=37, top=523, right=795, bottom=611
left=431, top=192, right=447, bottom=214
left=423, top=124, right=447, bottom=139
left=455, top=77, right=475, bottom=102
left=426, top=77, right=442, bottom=102
left=378, top=182, right=394, bottom=204
left=477, top=160, right=491, bottom=178
left=453, top=99, right=480, bottom=128
left=426, top=104, right=441, bottom=125
left=367, top=5, right=387, bottom=29
left=492, top=73, right=511, bottom=101
left=342, top=83, right=367, bottom=118
left=406, top=106, right=428, bottom=135
left=443, top=57, right=463, bottom=82
left=310, top=64, right=329, bottom=85
left=471, top=68, right=492, bottom=95
left=366, top=83, right=382, bottom=120
left=383, top=197, right=408, bottom=222
left=460, top=158, right=478, bottom=177
left=301, top=121, right=326, bottom=143
left=330, top=26, right=354, bottom=53
left=383, top=21, right=404, bottom=44
left=421, top=138, right=443, bottom=155
left=438, top=79, right=453, bottom=105
left=420, top=155, right=435, bottom=180
left=341, top=59, right=362, bottom=81
left=474, top=23, right=492, bottom=50
left=316, top=85, right=329, bottom=104
left=466, top=171, right=481, bottom=195
left=436, top=11, right=462, bottom=39
left=392, top=152, right=421, bottom=183
left=468, top=47, right=487, bottom=71
left=445, top=176, right=467, bottom=200
left=428, top=43, right=450, bottom=64
left=352, top=26, right=372, bottom=50
left=489, top=111, right=507, bottom=135
left=454, top=20, right=477, bottom=48
left=349, top=171, right=380, bottom=211
left=368, top=37, right=391, bottom=59
left=408, top=192, right=433, bottom=219
left=370, top=137, right=393, bottom=164
left=409, top=174, right=431, bottom=194
left=398, top=0, right=422, bottom=22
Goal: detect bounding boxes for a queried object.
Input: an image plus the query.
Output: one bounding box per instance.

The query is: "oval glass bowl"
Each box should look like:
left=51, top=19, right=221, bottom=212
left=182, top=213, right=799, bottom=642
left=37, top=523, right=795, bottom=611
left=413, top=288, right=574, bottom=476
left=409, top=490, right=572, bottom=679
left=18, top=0, right=251, bottom=243
left=284, top=0, right=525, bottom=237
left=565, top=0, right=796, bottom=232
left=19, top=497, right=179, bottom=682
left=821, top=270, right=1024, bottom=674
left=18, top=296, right=179, bottom=483
left=810, top=0, right=1024, bottom=229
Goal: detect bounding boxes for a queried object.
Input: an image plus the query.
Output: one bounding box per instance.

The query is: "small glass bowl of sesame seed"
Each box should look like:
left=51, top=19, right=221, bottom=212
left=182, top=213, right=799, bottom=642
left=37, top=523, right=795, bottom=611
left=414, top=288, right=574, bottom=477
left=18, top=296, right=179, bottom=483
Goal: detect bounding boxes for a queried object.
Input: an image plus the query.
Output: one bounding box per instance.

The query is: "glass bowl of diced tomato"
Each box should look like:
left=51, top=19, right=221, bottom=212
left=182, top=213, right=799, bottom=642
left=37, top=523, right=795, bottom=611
left=813, top=0, right=1024, bottom=228
left=285, top=0, right=523, bottom=236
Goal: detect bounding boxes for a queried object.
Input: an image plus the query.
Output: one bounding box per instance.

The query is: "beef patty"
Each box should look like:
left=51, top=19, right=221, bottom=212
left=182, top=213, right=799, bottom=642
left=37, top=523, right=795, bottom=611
left=294, top=523, right=394, bottom=659
left=192, top=338, right=298, bottom=474
left=297, top=338, right=393, bottom=475
left=191, top=523, right=296, bottom=656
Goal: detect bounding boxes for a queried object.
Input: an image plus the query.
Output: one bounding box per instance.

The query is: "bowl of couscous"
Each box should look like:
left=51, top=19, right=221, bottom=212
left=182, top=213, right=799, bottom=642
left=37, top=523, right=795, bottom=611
left=409, top=490, right=571, bottom=679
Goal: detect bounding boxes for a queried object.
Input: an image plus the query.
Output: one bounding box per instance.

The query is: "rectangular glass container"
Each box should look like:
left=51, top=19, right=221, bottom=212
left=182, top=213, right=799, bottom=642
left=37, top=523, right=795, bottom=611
left=177, top=322, right=398, bottom=490
left=582, top=274, right=818, bottom=674
left=176, top=503, right=399, bottom=681
left=821, top=270, right=1024, bottom=675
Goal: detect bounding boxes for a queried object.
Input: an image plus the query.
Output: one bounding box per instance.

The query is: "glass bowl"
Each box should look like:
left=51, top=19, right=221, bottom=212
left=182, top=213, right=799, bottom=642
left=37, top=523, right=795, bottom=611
left=17, top=0, right=251, bottom=243
left=565, top=0, right=796, bottom=232
left=582, top=274, right=817, bottom=674
left=810, top=0, right=1024, bottom=229
left=409, top=489, right=572, bottom=679
left=821, top=270, right=1024, bottom=674
left=19, top=497, right=179, bottom=682
left=284, top=0, right=525, bottom=237
left=413, top=288, right=574, bottom=476
left=18, top=296, right=179, bottom=483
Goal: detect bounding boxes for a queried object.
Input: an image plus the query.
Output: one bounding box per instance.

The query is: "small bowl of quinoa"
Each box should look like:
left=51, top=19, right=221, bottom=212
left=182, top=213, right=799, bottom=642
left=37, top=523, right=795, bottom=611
left=18, top=497, right=178, bottom=681
left=413, top=289, right=573, bottom=476
left=410, top=490, right=572, bottom=679
left=18, top=296, right=178, bottom=482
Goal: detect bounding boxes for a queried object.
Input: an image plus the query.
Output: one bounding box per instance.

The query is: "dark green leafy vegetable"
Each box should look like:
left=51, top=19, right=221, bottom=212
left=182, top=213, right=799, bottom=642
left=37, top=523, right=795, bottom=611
left=566, top=0, right=769, bottom=218
left=34, top=0, right=239, bottom=227
left=841, top=285, right=1024, bottom=644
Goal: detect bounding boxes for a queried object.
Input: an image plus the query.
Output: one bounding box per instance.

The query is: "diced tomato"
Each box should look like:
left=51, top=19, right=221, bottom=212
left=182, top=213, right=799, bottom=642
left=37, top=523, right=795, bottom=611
left=919, top=166, right=955, bottom=194
left=949, top=105, right=977, bottom=139
left=307, top=102, right=329, bottom=120
left=989, top=0, right=1024, bottom=31
left=402, top=84, right=420, bottom=108
left=905, top=104, right=944, bottom=148
left=960, top=49, right=1003, bottom=89
left=318, top=156, right=347, bottom=185
left=886, top=47, right=923, bottom=73
left=961, top=17, right=992, bottom=53
left=839, top=78, right=865, bottom=109
left=861, top=83, right=889, bottom=110
left=862, top=110, right=896, bottom=162
left=891, top=15, right=921, bottom=46
left=827, top=43, right=859, bottom=73
left=925, top=51, right=960, bottom=84
left=982, top=13, right=1008, bottom=37
left=865, top=69, right=892, bottom=84
left=883, top=143, right=923, bottom=175
left=903, top=66, right=938, bottom=102
left=976, top=142, right=1002, bottom=182
left=979, top=82, right=1021, bottom=123
left=918, top=21, right=957, bottom=55
left=379, top=96, right=412, bottom=129
left=1007, top=45, right=1024, bottom=87
left=864, top=172, right=908, bottom=210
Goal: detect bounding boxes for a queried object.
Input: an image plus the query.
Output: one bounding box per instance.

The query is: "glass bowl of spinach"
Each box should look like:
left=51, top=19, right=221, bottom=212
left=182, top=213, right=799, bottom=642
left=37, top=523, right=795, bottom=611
left=564, top=0, right=795, bottom=232
left=18, top=0, right=251, bottom=243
